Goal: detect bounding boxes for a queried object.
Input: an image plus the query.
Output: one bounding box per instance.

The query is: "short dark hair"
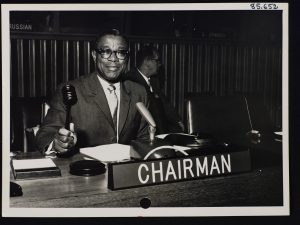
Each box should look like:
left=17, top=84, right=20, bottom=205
left=92, top=29, right=128, bottom=50
left=136, top=45, right=160, bottom=68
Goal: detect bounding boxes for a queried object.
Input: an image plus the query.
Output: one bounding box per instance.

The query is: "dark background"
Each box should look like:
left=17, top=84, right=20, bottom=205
left=10, top=10, right=282, bottom=43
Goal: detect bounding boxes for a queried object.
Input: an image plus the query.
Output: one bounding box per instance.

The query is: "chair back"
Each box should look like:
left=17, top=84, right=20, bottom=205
left=185, top=95, right=274, bottom=137
left=186, top=96, right=251, bottom=136
left=11, top=97, right=48, bottom=152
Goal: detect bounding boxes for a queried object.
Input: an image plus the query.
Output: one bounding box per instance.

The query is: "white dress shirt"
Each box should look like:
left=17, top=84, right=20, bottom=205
left=97, top=76, right=120, bottom=142
left=137, top=68, right=153, bottom=93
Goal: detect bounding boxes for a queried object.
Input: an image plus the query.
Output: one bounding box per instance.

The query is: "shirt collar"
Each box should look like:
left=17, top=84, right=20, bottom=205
left=97, top=75, right=120, bottom=91
left=137, top=68, right=150, bottom=83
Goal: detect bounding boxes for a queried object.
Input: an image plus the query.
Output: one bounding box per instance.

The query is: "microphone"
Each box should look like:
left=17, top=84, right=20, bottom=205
left=244, top=97, right=261, bottom=144
left=131, top=102, right=176, bottom=160
left=136, top=102, right=156, bottom=143
left=136, top=102, right=156, bottom=127
left=62, top=84, right=77, bottom=130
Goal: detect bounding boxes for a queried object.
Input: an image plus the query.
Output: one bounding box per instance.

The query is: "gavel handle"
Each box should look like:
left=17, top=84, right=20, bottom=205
left=65, top=105, right=71, bottom=130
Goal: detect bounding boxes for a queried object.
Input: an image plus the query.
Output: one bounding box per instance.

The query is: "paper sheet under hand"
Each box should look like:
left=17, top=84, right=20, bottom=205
left=80, top=144, right=131, bottom=163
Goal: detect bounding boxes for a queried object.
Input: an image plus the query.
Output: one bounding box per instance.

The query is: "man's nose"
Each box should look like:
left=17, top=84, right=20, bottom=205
left=108, top=51, right=118, bottom=62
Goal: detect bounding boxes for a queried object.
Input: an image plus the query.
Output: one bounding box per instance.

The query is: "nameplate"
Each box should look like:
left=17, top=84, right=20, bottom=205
left=107, top=150, right=251, bottom=190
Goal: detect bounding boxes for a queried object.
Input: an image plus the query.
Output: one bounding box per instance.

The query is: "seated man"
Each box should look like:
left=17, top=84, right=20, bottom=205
left=124, top=45, right=184, bottom=134
left=35, top=29, right=149, bottom=156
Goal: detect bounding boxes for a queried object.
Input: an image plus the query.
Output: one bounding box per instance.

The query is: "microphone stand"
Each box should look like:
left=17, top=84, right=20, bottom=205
left=65, top=105, right=71, bottom=130
left=149, top=125, right=156, bottom=145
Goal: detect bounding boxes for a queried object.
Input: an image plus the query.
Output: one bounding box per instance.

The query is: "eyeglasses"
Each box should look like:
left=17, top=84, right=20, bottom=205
left=95, top=48, right=129, bottom=60
left=149, top=58, right=161, bottom=65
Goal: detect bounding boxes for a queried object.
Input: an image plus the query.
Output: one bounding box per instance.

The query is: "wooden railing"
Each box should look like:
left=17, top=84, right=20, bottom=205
left=10, top=32, right=282, bottom=128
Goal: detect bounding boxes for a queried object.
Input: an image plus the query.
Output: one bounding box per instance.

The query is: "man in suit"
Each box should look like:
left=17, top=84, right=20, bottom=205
left=35, top=29, right=149, bottom=156
left=124, top=45, right=184, bottom=134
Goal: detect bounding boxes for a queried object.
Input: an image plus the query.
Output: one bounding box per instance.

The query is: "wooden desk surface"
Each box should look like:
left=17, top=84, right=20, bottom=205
left=10, top=151, right=283, bottom=208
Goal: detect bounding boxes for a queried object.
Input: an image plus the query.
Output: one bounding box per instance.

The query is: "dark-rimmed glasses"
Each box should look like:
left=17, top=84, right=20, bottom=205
left=95, top=48, right=129, bottom=60
left=149, top=58, right=161, bottom=65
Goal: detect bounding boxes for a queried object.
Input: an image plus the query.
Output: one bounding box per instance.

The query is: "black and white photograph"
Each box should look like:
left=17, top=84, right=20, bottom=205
left=2, top=3, right=289, bottom=217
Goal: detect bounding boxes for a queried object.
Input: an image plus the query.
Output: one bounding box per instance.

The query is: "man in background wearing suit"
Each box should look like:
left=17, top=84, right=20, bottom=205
left=35, top=29, right=149, bottom=156
left=124, top=45, right=184, bottom=134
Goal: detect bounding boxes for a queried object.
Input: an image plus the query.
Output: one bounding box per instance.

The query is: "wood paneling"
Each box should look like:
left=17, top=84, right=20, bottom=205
left=10, top=33, right=282, bottom=128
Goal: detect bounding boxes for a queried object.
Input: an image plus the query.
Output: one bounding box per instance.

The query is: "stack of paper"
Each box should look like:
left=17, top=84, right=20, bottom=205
left=80, top=143, right=131, bottom=163
left=11, top=158, right=61, bottom=179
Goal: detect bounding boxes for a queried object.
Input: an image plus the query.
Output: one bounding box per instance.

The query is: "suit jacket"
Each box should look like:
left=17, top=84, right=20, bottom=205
left=35, top=72, right=149, bottom=152
left=124, top=68, right=183, bottom=134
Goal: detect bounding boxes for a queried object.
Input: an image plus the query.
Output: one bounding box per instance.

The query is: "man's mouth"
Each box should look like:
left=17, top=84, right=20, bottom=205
left=106, top=66, right=119, bottom=71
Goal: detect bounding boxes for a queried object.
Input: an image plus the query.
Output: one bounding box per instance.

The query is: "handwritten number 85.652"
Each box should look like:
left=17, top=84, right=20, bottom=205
left=250, top=3, right=278, bottom=10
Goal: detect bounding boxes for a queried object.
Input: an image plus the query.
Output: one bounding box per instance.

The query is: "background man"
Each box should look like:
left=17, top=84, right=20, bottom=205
left=124, top=45, right=184, bottom=134
left=35, top=29, right=149, bottom=156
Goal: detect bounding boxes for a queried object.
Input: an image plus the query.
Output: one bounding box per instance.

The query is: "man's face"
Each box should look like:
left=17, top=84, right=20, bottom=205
left=92, top=35, right=128, bottom=82
left=144, top=53, right=160, bottom=77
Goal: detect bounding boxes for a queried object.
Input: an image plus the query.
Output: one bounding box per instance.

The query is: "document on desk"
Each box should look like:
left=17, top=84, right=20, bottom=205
left=156, top=132, right=195, bottom=139
left=80, top=143, right=131, bottom=163
left=12, top=158, right=57, bottom=170
left=11, top=158, right=61, bottom=179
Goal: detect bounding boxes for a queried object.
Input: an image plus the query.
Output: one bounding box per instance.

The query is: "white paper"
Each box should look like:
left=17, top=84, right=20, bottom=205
left=12, top=158, right=57, bottom=170
left=80, top=143, right=131, bottom=163
left=173, top=145, right=192, bottom=151
left=155, top=132, right=195, bottom=139
left=155, top=133, right=169, bottom=139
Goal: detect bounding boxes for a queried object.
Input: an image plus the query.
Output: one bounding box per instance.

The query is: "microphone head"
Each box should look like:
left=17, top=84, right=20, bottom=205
left=136, top=102, right=156, bottom=127
left=62, top=84, right=78, bottom=106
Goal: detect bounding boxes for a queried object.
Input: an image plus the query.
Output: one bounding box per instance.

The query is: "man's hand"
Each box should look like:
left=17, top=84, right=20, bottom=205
left=53, top=123, right=77, bottom=155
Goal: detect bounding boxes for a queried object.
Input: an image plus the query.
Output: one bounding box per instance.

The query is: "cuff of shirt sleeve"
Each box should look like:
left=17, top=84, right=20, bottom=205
left=44, top=141, right=55, bottom=155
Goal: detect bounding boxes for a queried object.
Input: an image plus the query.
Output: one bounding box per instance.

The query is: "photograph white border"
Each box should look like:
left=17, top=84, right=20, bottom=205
left=1, top=3, right=289, bottom=217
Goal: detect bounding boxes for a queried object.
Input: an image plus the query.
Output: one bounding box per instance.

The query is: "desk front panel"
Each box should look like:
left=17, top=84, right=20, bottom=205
left=10, top=154, right=283, bottom=208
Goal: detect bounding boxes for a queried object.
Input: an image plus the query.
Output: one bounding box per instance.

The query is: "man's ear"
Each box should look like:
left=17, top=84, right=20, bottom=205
left=91, top=50, right=96, bottom=62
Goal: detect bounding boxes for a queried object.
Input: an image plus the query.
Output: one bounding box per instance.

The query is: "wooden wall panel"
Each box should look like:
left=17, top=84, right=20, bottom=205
left=28, top=39, right=36, bottom=96
left=10, top=34, right=282, bottom=128
left=16, top=39, right=24, bottom=97
left=50, top=40, right=57, bottom=95
left=39, top=40, right=47, bottom=97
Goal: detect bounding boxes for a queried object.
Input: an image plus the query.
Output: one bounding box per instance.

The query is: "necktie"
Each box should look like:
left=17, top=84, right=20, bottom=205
left=147, top=78, right=153, bottom=93
left=107, top=84, right=118, bottom=132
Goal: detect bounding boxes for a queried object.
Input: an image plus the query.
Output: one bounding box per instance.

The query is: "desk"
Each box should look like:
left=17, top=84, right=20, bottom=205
left=10, top=150, right=283, bottom=208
